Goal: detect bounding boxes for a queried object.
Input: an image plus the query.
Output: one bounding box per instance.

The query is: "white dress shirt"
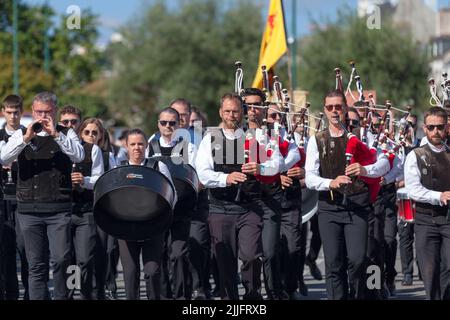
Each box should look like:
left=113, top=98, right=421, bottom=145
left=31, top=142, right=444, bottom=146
left=305, top=130, right=390, bottom=191
left=195, top=128, right=286, bottom=189
left=404, top=141, right=445, bottom=206
left=0, top=127, right=84, bottom=164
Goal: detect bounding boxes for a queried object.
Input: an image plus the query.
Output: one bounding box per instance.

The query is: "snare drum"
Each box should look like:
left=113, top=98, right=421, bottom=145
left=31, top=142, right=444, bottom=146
left=397, top=187, right=416, bottom=223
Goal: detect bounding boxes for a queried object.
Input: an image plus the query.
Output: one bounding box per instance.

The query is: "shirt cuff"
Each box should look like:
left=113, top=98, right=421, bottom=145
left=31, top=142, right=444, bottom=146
left=433, top=191, right=443, bottom=206
left=218, top=173, right=228, bottom=188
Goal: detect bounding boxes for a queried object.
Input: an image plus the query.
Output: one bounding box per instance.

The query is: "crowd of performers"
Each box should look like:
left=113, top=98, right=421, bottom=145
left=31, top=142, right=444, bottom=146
left=0, top=62, right=449, bottom=300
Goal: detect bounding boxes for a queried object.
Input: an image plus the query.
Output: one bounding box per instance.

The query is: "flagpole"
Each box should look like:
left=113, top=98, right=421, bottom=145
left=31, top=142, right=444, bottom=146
left=281, top=0, right=294, bottom=99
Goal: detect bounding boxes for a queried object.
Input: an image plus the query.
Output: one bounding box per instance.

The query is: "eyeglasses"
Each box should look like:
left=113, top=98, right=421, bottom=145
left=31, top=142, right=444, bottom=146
left=407, top=121, right=417, bottom=128
left=83, top=129, right=98, bottom=136
left=425, top=124, right=446, bottom=131
left=325, top=104, right=343, bottom=112
left=159, top=120, right=177, bottom=127
left=33, top=110, right=52, bottom=116
left=62, top=119, right=79, bottom=126
left=268, top=113, right=280, bottom=120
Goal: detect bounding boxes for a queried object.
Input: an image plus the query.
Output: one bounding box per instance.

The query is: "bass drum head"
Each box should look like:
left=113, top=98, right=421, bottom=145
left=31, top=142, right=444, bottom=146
left=93, top=165, right=175, bottom=241
left=301, top=188, right=319, bottom=224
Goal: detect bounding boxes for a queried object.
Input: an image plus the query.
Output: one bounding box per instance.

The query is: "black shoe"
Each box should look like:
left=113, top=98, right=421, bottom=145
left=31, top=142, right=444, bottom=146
left=192, top=290, right=206, bottom=300
left=298, top=281, right=308, bottom=296
left=306, top=257, right=323, bottom=281
left=288, top=291, right=302, bottom=300
left=401, top=274, right=413, bottom=286
left=386, top=280, right=396, bottom=297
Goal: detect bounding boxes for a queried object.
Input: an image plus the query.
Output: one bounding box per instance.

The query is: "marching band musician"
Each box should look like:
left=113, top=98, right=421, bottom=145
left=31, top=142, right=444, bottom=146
left=148, top=107, right=197, bottom=300
left=266, top=103, right=303, bottom=300
left=195, top=92, right=285, bottom=300
left=60, top=111, right=105, bottom=300
left=305, top=90, right=390, bottom=300
left=242, top=88, right=300, bottom=300
left=0, top=92, right=84, bottom=300
left=0, top=94, right=27, bottom=300
left=117, top=128, right=176, bottom=300
left=404, top=107, right=450, bottom=300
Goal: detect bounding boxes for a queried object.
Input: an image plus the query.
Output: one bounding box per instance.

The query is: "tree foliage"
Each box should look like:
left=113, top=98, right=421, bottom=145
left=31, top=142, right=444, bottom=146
left=297, top=10, right=430, bottom=114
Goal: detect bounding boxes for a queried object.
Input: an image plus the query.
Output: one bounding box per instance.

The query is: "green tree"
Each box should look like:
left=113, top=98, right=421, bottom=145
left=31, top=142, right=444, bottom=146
left=297, top=10, right=430, bottom=114
left=107, top=0, right=263, bottom=133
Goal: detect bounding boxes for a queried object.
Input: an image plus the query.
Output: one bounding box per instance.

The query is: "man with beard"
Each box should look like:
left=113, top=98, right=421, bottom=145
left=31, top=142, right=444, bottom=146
left=404, top=107, right=450, bottom=300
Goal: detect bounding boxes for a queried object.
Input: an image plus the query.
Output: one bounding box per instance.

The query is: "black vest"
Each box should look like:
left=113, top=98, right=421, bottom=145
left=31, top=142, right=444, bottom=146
left=316, top=129, right=368, bottom=198
left=209, top=130, right=260, bottom=213
left=414, top=144, right=450, bottom=217
left=120, top=158, right=158, bottom=170
left=72, top=142, right=94, bottom=213
left=16, top=125, right=73, bottom=206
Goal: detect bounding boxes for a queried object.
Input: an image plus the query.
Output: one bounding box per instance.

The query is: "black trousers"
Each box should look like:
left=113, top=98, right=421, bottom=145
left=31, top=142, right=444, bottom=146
left=188, top=190, right=210, bottom=295
left=70, top=211, right=96, bottom=300
left=279, top=207, right=302, bottom=294
left=259, top=189, right=283, bottom=298
left=160, top=215, right=191, bottom=300
left=415, top=213, right=450, bottom=300
left=382, top=185, right=398, bottom=284
left=118, top=233, right=165, bottom=300
left=318, top=194, right=369, bottom=300
left=399, top=222, right=415, bottom=276
left=94, top=227, right=119, bottom=299
left=1, top=201, right=19, bottom=300
left=307, top=214, right=322, bottom=262
left=298, top=222, right=308, bottom=282
left=17, top=211, right=72, bottom=300
left=209, top=211, right=263, bottom=300
left=365, top=187, right=386, bottom=299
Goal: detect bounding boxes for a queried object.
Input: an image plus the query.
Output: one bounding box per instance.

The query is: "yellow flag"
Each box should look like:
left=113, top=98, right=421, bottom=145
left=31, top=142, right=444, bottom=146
left=252, top=0, right=288, bottom=89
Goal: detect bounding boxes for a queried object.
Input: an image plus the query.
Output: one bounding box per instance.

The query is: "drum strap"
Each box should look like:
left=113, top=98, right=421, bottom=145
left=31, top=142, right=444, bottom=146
left=144, top=158, right=158, bottom=170
left=150, top=139, right=163, bottom=157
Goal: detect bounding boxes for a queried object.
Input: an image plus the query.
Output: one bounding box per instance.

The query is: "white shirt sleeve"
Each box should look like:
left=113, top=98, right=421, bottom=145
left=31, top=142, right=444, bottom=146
left=282, top=141, right=301, bottom=171
left=82, top=144, right=104, bottom=190
left=188, top=142, right=198, bottom=168
left=362, top=153, right=390, bottom=178
left=383, top=155, right=403, bottom=184
left=0, top=129, right=28, bottom=164
left=54, top=128, right=85, bottom=163
left=404, top=150, right=442, bottom=206
left=158, top=161, right=178, bottom=207
left=0, top=140, right=5, bottom=166
left=109, top=152, right=118, bottom=169
left=305, top=135, right=333, bottom=191
left=195, top=133, right=228, bottom=188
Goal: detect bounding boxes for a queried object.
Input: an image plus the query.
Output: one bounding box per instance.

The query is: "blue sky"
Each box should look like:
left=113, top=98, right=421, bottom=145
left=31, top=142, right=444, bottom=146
left=24, top=0, right=450, bottom=46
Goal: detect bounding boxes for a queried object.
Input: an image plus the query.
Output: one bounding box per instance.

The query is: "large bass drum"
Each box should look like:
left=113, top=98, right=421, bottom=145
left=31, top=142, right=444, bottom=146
left=153, top=157, right=200, bottom=206
left=301, top=188, right=319, bottom=224
left=93, top=165, right=176, bottom=241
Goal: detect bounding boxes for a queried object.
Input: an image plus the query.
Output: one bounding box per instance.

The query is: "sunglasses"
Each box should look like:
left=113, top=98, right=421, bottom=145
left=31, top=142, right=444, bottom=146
left=268, top=113, right=280, bottom=120
left=159, top=120, right=177, bottom=127
left=83, top=129, right=98, bottom=136
left=425, top=124, right=446, bottom=131
left=62, top=119, right=79, bottom=126
left=325, top=104, right=343, bottom=112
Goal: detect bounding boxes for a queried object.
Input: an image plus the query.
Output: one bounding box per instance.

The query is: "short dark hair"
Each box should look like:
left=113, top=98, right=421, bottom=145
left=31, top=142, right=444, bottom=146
left=2, top=94, right=23, bottom=111
left=159, top=107, right=180, bottom=123
left=126, top=128, right=147, bottom=143
left=60, top=105, right=82, bottom=119
left=424, top=107, right=448, bottom=124
left=242, top=88, right=265, bottom=102
left=169, top=98, right=192, bottom=113
left=220, top=93, right=243, bottom=108
left=324, top=89, right=347, bottom=106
